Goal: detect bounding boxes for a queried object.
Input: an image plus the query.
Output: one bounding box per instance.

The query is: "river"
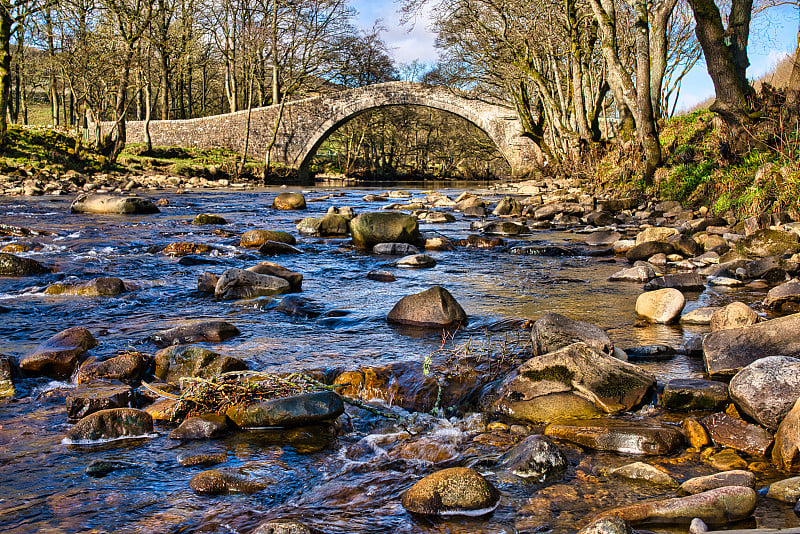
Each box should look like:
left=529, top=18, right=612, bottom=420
left=0, top=184, right=793, bottom=533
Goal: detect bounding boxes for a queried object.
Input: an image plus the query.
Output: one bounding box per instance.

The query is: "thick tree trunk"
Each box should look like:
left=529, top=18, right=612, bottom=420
left=687, top=0, right=750, bottom=126
left=110, top=46, right=135, bottom=163
left=144, top=83, right=152, bottom=152
left=729, top=0, right=753, bottom=91
left=0, top=3, right=11, bottom=144
left=634, top=0, right=662, bottom=184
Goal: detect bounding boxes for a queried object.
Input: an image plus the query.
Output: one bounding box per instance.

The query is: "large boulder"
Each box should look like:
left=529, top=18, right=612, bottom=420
left=773, top=397, right=800, bottom=471
left=597, top=486, right=756, bottom=526
left=702, top=313, right=800, bottom=376
left=498, top=435, right=567, bottom=481
left=401, top=467, right=500, bottom=516
left=44, top=277, right=126, bottom=297
left=272, top=192, right=306, bottom=210
left=0, top=252, right=50, bottom=276
left=150, top=320, right=240, bottom=347
left=764, top=280, right=800, bottom=310
left=154, top=345, right=247, bottom=383
left=350, top=212, right=419, bottom=249
left=240, top=230, right=296, bottom=248
left=635, top=289, right=685, bottom=324
left=635, top=227, right=679, bottom=245
left=735, top=229, right=800, bottom=258
left=20, top=326, right=97, bottom=379
left=387, top=286, right=467, bottom=328
left=626, top=242, right=675, bottom=262
left=544, top=418, right=684, bottom=455
left=531, top=312, right=613, bottom=355
left=64, top=408, right=153, bottom=443
left=225, top=391, right=344, bottom=428
left=296, top=214, right=349, bottom=236
left=214, top=268, right=290, bottom=300
left=729, top=356, right=800, bottom=430
left=70, top=194, right=160, bottom=214
left=709, top=302, right=759, bottom=331
left=495, top=342, right=655, bottom=422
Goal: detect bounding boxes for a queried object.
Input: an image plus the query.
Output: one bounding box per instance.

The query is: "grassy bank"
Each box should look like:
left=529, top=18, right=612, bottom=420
left=594, top=88, right=800, bottom=220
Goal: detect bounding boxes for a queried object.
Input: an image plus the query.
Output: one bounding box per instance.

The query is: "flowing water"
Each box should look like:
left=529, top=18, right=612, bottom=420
left=0, top=184, right=794, bottom=533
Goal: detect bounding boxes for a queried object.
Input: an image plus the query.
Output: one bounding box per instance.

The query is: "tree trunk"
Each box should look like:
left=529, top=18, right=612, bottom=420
left=649, top=0, right=679, bottom=118
left=144, top=83, right=153, bottom=152
left=45, top=8, right=59, bottom=126
left=634, top=0, right=662, bottom=184
left=687, top=0, right=750, bottom=126
left=159, top=50, right=169, bottom=119
left=729, top=0, right=754, bottom=91
left=110, top=46, right=135, bottom=163
left=0, top=3, right=11, bottom=144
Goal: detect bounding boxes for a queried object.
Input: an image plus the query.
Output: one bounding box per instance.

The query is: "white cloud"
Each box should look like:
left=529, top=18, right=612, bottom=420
left=353, top=0, right=439, bottom=65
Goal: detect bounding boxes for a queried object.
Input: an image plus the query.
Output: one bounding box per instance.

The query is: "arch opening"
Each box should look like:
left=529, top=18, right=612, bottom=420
left=299, top=104, right=512, bottom=181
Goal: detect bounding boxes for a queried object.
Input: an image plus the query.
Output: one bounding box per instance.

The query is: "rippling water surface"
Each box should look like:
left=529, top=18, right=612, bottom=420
left=0, top=184, right=792, bottom=533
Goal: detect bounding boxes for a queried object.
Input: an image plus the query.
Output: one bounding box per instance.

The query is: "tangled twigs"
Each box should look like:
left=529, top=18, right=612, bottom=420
left=143, top=370, right=404, bottom=423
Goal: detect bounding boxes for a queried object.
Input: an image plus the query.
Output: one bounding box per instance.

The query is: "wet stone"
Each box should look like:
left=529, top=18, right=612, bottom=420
left=765, top=476, right=800, bottom=503
left=609, top=461, right=678, bottom=487
left=544, top=418, right=684, bottom=455
left=20, top=326, right=98, bottom=379
left=0, top=252, right=50, bottom=276
left=154, top=344, right=247, bottom=383
left=169, top=414, right=230, bottom=440
left=662, top=379, right=729, bottom=411
left=387, top=286, right=467, bottom=328
left=530, top=312, right=613, bottom=356
left=635, top=288, right=685, bottom=324
left=65, top=381, right=136, bottom=420
left=258, top=241, right=303, bottom=255
left=372, top=242, right=419, bottom=255
left=150, top=320, right=240, bottom=347
left=498, top=435, right=567, bottom=481
left=401, top=467, right=500, bottom=516
left=189, top=469, right=267, bottom=495
left=225, top=391, right=344, bottom=428
left=240, top=229, right=296, bottom=248
left=272, top=192, right=306, bottom=210
left=85, top=460, right=141, bottom=478
left=44, top=277, right=126, bottom=297
left=64, top=408, right=153, bottom=443
left=177, top=452, right=228, bottom=467
left=643, top=273, right=705, bottom=292
left=709, top=302, right=759, bottom=332
left=251, top=519, right=323, bottom=534
left=367, top=270, right=396, bottom=282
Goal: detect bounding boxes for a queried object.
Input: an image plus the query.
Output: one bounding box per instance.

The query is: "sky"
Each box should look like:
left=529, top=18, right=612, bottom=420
left=351, top=0, right=799, bottom=112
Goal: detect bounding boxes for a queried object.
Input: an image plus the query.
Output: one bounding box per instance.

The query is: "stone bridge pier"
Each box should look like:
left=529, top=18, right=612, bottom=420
left=88, top=82, right=542, bottom=178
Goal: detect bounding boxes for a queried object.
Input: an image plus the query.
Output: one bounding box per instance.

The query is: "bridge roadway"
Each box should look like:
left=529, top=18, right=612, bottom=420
left=88, top=81, right=542, bottom=177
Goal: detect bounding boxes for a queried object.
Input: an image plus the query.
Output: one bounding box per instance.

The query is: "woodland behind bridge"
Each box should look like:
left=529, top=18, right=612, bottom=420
left=0, top=0, right=798, bottom=183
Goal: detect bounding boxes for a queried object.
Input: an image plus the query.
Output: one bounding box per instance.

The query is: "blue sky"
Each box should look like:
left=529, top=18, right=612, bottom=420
left=351, top=0, right=799, bottom=112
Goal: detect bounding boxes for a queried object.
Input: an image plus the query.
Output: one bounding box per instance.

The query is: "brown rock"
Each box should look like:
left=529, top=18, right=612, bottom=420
left=240, top=229, right=296, bottom=248
left=189, top=469, right=266, bottom=494
left=683, top=417, right=711, bottom=449
left=710, top=302, right=759, bottom=332
left=635, top=289, right=685, bottom=324
left=544, top=418, right=684, bottom=455
left=679, top=471, right=756, bottom=495
left=401, top=467, right=500, bottom=516
left=20, top=326, right=97, bottom=379
left=44, top=277, right=126, bottom=297
left=150, top=320, right=240, bottom=347
left=161, top=242, right=213, bottom=257
left=773, top=397, right=800, bottom=471
left=75, top=351, right=150, bottom=385
left=598, top=486, right=756, bottom=526
left=272, top=192, right=306, bottom=210
left=701, top=413, right=773, bottom=456
left=66, top=381, right=136, bottom=420
left=387, top=286, right=467, bottom=328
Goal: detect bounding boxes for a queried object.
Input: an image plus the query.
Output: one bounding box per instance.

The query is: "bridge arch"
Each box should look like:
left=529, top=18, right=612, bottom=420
left=87, top=81, right=541, bottom=178
left=295, top=87, right=515, bottom=175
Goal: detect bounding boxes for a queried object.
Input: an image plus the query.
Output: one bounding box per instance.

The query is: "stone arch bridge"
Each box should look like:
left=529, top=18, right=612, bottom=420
left=89, top=81, right=541, bottom=177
